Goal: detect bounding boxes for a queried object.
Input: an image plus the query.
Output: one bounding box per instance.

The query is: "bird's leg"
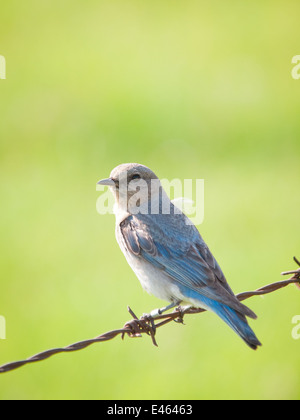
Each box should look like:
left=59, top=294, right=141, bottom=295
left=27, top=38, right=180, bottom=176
left=149, top=300, right=182, bottom=318
left=140, top=301, right=182, bottom=340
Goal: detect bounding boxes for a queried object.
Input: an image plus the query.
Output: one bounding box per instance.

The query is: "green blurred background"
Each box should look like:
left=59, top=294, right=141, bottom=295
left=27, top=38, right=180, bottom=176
left=0, top=0, right=299, bottom=400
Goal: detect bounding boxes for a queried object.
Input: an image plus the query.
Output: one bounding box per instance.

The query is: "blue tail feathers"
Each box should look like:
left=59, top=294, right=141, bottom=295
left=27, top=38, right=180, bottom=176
left=182, top=288, right=262, bottom=350
left=212, top=302, right=261, bottom=350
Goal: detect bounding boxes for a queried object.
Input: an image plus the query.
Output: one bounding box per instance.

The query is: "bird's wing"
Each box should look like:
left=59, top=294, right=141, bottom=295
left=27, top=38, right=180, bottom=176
left=120, top=214, right=256, bottom=318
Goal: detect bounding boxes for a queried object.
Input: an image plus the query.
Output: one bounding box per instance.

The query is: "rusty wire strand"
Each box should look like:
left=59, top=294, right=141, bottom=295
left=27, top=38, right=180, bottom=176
left=0, top=257, right=299, bottom=374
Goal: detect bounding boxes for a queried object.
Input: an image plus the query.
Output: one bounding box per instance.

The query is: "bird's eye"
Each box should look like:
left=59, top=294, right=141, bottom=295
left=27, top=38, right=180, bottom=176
left=131, top=174, right=141, bottom=180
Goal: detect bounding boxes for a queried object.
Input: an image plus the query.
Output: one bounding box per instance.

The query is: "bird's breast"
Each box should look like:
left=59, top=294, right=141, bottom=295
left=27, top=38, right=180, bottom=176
left=115, top=225, right=184, bottom=303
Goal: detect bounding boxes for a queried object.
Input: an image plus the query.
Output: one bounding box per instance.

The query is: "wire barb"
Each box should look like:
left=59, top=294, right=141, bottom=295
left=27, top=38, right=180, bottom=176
left=0, top=257, right=299, bottom=374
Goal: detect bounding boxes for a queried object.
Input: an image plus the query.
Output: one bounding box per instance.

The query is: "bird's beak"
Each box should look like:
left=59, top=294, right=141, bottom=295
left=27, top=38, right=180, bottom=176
left=97, top=177, right=116, bottom=187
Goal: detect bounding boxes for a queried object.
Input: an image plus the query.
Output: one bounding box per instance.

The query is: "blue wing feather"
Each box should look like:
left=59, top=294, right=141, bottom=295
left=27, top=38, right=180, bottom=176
left=120, top=214, right=257, bottom=319
left=119, top=213, right=261, bottom=349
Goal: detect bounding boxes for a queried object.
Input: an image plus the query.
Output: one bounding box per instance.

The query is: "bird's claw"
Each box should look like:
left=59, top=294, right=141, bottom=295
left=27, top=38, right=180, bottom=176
left=141, top=313, right=157, bottom=334
left=123, top=307, right=158, bottom=346
left=173, top=305, right=187, bottom=324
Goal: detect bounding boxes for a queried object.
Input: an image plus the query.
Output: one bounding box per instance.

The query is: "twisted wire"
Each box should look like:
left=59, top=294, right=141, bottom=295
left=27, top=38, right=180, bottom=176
left=0, top=257, right=299, bottom=374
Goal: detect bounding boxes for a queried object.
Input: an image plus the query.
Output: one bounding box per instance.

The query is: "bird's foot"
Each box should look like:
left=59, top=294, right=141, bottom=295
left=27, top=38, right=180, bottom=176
left=173, top=305, right=191, bottom=324
left=124, top=307, right=158, bottom=346
left=141, top=313, right=156, bottom=328
left=140, top=313, right=157, bottom=345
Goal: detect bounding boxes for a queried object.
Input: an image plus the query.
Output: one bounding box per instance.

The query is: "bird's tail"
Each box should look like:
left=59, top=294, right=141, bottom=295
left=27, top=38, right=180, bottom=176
left=212, top=302, right=262, bottom=350
left=180, top=288, right=261, bottom=349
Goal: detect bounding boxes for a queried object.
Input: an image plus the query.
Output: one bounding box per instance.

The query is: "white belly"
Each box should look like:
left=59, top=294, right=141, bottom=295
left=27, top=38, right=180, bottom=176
left=115, top=226, right=184, bottom=303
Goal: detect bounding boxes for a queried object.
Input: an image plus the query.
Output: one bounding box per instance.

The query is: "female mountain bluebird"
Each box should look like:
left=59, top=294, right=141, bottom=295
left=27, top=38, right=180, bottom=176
left=98, top=163, right=261, bottom=350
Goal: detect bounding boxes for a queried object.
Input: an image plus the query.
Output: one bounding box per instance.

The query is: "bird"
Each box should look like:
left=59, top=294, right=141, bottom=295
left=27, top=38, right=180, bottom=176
left=97, top=163, right=262, bottom=350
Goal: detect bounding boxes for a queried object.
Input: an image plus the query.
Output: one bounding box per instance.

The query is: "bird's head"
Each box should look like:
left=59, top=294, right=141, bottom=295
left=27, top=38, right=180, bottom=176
left=97, top=163, right=163, bottom=215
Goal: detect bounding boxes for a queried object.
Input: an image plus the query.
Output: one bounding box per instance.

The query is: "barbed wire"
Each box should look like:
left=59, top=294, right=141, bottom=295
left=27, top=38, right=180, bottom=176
left=0, top=257, right=299, bottom=374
